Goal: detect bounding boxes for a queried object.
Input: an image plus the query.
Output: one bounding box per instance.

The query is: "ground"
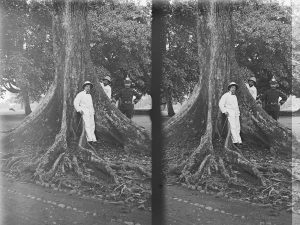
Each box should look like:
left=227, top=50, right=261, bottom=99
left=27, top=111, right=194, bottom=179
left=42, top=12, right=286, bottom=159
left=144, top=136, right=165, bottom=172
left=1, top=112, right=300, bottom=224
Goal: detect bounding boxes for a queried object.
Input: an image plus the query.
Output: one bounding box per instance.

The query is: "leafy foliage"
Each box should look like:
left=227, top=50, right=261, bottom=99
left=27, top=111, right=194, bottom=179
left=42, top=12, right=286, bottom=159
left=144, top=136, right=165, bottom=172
left=89, top=2, right=151, bottom=95
left=233, top=1, right=293, bottom=95
left=0, top=0, right=53, bottom=102
left=292, top=1, right=300, bottom=97
left=164, top=0, right=295, bottom=98
left=1, top=0, right=296, bottom=105
left=163, top=0, right=199, bottom=103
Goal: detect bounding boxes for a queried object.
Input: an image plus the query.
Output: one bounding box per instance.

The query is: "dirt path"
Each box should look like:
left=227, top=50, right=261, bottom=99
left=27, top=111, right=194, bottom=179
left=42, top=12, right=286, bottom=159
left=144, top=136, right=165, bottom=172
left=165, top=184, right=300, bottom=225
left=0, top=174, right=150, bottom=225
left=2, top=172, right=298, bottom=225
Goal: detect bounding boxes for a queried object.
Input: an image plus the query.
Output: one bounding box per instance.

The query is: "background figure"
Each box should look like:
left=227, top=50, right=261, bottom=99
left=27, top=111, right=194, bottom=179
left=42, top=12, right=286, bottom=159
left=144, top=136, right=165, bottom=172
left=260, top=77, right=287, bottom=121
left=74, top=81, right=97, bottom=144
left=113, top=77, right=142, bottom=119
left=246, top=76, right=257, bottom=100
left=101, top=76, right=112, bottom=100
left=219, top=82, right=242, bottom=147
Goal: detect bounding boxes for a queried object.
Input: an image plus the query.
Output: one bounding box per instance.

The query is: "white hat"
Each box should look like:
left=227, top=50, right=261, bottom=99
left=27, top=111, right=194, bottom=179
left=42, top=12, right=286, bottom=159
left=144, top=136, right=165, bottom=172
left=103, top=76, right=111, bottom=82
left=124, top=77, right=131, bottom=84
left=248, top=77, right=256, bottom=83
left=82, top=81, right=93, bottom=89
left=227, top=82, right=238, bottom=90
left=269, top=76, right=278, bottom=86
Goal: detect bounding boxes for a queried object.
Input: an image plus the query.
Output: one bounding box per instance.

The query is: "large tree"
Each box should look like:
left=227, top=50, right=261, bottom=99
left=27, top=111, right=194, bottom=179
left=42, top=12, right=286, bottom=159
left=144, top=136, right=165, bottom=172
left=2, top=0, right=150, bottom=196
left=164, top=0, right=299, bottom=205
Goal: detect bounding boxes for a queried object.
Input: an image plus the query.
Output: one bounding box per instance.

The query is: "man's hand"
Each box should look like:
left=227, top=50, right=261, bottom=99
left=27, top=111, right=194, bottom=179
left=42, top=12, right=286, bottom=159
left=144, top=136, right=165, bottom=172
left=256, top=94, right=262, bottom=100
left=225, top=111, right=229, bottom=117
left=79, top=110, right=84, bottom=115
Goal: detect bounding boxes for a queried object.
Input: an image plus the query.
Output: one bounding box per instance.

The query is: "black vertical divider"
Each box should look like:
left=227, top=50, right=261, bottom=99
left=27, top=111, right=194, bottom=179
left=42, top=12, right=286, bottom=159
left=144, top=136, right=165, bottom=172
left=151, top=1, right=166, bottom=225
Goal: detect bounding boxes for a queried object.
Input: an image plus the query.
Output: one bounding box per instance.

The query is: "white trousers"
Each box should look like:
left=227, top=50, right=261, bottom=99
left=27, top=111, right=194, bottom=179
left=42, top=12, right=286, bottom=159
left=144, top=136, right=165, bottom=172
left=82, top=111, right=97, bottom=142
left=227, top=110, right=242, bottom=144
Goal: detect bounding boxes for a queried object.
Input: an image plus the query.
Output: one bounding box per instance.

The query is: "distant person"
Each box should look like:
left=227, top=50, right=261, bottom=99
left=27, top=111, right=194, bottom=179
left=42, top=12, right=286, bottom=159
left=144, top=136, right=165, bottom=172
left=100, top=76, right=112, bottom=100
left=219, top=82, right=242, bottom=147
left=260, top=77, right=287, bottom=121
left=246, top=77, right=257, bottom=100
left=74, top=81, right=97, bottom=145
left=113, top=77, right=141, bottom=119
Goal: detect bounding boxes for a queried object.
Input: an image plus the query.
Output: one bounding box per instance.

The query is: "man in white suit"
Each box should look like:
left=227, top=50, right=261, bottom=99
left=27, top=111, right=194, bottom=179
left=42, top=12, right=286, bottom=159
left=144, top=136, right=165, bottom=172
left=74, top=81, right=97, bottom=144
left=219, top=82, right=242, bottom=147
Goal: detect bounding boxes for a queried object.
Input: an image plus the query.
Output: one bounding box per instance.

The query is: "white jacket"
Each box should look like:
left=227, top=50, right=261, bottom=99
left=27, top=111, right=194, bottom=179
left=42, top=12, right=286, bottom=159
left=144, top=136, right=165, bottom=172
left=246, top=83, right=257, bottom=99
left=219, top=92, right=240, bottom=115
left=73, top=90, right=95, bottom=115
left=101, top=83, right=112, bottom=99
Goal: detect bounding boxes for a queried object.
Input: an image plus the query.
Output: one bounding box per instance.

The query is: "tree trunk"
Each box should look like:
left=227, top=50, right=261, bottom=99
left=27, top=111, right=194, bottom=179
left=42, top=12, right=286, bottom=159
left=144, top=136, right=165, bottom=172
left=166, top=88, right=175, bottom=117
left=22, top=89, right=32, bottom=115
left=164, top=0, right=299, bottom=204
left=2, top=0, right=150, bottom=189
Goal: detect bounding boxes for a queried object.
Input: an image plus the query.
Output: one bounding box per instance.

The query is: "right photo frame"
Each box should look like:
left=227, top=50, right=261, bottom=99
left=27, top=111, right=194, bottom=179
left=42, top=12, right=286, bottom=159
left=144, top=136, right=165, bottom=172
left=152, top=0, right=300, bottom=224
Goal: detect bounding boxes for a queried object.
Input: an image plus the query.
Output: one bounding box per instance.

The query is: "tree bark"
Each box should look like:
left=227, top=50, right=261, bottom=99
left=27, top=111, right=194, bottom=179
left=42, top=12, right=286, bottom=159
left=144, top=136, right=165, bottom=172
left=2, top=0, right=150, bottom=188
left=22, top=89, right=32, bottom=115
left=164, top=0, right=299, bottom=198
left=166, top=88, right=175, bottom=117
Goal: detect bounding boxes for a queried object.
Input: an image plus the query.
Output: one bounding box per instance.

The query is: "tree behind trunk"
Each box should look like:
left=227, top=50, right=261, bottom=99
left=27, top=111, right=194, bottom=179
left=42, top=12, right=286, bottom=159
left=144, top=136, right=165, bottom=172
left=166, top=88, right=175, bottom=117
left=22, top=88, right=32, bottom=115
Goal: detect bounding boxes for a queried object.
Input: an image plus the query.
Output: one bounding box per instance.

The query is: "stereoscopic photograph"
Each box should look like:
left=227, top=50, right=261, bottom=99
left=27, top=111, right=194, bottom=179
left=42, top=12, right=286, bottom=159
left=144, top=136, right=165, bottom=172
left=0, top=0, right=299, bottom=224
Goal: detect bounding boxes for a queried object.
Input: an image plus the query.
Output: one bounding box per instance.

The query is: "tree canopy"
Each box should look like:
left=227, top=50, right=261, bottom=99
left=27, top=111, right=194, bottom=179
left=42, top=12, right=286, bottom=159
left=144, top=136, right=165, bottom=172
left=162, top=0, right=296, bottom=101
left=1, top=0, right=297, bottom=106
left=89, top=2, right=151, bottom=95
left=234, top=1, right=293, bottom=95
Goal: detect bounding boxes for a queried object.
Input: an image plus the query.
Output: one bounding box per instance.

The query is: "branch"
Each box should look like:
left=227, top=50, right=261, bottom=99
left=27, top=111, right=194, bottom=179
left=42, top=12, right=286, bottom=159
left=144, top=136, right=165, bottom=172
left=3, top=82, right=21, bottom=93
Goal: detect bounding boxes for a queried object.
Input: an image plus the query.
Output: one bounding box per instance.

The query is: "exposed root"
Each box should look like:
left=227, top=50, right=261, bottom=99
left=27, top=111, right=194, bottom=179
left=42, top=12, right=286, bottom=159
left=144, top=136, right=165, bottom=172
left=179, top=132, right=215, bottom=184
left=34, top=129, right=67, bottom=181
left=112, top=162, right=151, bottom=178
left=168, top=160, right=187, bottom=175
left=258, top=163, right=292, bottom=177
left=3, top=155, right=29, bottom=171
left=90, top=154, right=118, bottom=183
left=224, top=147, right=266, bottom=186
left=170, top=127, right=267, bottom=189
left=71, top=155, right=102, bottom=186
left=193, top=154, right=212, bottom=180
left=41, top=152, right=65, bottom=181
left=218, top=157, right=232, bottom=181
